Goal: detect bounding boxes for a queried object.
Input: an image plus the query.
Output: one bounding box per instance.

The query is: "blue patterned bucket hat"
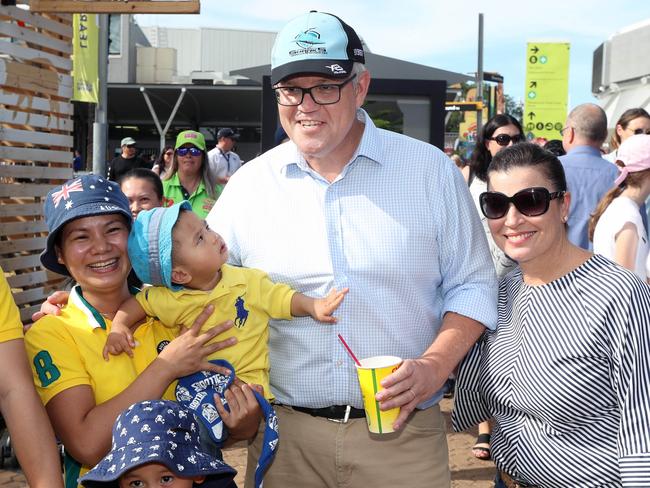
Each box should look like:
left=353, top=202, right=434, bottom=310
left=176, top=360, right=279, bottom=488
left=41, top=174, right=132, bottom=276
left=128, top=201, right=191, bottom=289
left=79, top=400, right=236, bottom=488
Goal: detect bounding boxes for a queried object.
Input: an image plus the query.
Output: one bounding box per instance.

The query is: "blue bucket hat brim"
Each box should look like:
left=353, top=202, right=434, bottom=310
left=128, top=201, right=192, bottom=289
left=40, top=175, right=132, bottom=276
left=80, top=441, right=236, bottom=488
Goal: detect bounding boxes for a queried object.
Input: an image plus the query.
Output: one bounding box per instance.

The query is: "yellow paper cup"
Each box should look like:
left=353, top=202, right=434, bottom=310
left=355, top=355, right=402, bottom=434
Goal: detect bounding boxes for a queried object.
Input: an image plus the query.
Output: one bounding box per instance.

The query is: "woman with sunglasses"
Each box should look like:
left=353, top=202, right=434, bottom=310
left=163, top=131, right=221, bottom=218
left=453, top=142, right=650, bottom=487
left=467, top=114, right=524, bottom=460
left=591, top=134, right=650, bottom=281
left=152, top=144, right=174, bottom=179
left=605, top=108, right=650, bottom=162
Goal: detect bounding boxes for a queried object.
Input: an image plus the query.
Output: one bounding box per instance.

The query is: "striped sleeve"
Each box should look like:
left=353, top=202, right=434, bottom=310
left=609, top=277, right=650, bottom=486
left=452, top=337, right=491, bottom=432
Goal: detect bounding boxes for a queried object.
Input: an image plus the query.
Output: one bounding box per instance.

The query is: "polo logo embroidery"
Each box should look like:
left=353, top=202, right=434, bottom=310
left=157, top=340, right=170, bottom=354
left=234, top=296, right=249, bottom=328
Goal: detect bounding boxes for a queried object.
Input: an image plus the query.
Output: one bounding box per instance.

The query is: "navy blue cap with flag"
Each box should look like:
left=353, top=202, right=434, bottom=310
left=176, top=360, right=279, bottom=488
left=41, top=174, right=132, bottom=276
left=271, top=11, right=365, bottom=85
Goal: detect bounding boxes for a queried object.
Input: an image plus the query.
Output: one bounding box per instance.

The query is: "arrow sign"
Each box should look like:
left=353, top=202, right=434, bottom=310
left=528, top=111, right=536, bottom=120
left=530, top=81, right=537, bottom=88
left=531, top=46, right=539, bottom=54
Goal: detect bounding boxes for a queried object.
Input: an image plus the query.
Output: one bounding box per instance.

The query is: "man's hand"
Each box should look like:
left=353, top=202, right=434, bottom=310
left=374, top=358, right=442, bottom=431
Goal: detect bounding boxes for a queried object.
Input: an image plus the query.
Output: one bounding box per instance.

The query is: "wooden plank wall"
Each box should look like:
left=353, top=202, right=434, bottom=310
left=0, top=2, right=73, bottom=323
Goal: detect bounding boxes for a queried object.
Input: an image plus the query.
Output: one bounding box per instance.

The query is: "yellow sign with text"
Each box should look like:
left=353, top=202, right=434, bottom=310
left=523, top=42, right=570, bottom=140
left=72, top=13, right=99, bottom=103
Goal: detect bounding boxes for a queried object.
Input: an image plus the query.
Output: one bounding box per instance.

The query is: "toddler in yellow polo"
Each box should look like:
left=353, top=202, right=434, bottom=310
left=106, top=201, right=347, bottom=398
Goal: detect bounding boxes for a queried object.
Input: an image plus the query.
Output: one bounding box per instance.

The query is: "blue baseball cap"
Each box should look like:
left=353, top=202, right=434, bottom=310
left=271, top=11, right=365, bottom=85
left=128, top=201, right=191, bottom=289
left=41, top=174, right=132, bottom=276
left=79, top=400, right=236, bottom=488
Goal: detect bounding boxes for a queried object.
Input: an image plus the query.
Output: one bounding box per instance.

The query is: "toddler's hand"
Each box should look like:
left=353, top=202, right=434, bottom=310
left=313, top=287, right=349, bottom=323
left=102, top=331, right=135, bottom=361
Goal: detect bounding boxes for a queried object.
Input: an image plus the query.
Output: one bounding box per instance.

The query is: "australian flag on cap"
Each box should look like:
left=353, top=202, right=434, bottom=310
left=271, top=11, right=365, bottom=85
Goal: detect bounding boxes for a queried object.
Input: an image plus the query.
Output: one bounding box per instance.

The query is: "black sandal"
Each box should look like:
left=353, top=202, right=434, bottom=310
left=472, top=433, right=491, bottom=460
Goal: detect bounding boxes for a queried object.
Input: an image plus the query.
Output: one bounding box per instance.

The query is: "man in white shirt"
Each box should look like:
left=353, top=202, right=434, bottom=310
left=207, top=128, right=242, bottom=184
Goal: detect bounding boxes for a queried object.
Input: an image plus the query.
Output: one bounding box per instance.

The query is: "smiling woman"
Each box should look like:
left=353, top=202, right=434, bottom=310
left=24, top=174, right=237, bottom=488
left=162, top=131, right=222, bottom=218
left=453, top=143, right=650, bottom=487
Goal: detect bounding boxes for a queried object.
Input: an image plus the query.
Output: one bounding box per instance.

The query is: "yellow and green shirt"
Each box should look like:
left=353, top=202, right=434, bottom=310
left=0, top=270, right=23, bottom=343
left=136, top=264, right=295, bottom=398
left=24, top=286, right=179, bottom=488
left=162, top=172, right=222, bottom=218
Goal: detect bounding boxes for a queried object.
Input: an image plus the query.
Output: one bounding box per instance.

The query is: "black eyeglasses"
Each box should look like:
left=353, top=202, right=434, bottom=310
left=479, top=187, right=565, bottom=219
left=632, top=128, right=650, bottom=135
left=487, top=133, right=525, bottom=146
left=176, top=147, right=202, bottom=157
left=273, top=74, right=357, bottom=106
left=126, top=144, right=136, bottom=149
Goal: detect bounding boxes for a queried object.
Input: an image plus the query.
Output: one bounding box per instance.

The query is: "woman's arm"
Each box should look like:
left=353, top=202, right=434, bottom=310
left=0, top=339, right=63, bottom=488
left=614, top=223, right=639, bottom=272
left=46, top=308, right=236, bottom=466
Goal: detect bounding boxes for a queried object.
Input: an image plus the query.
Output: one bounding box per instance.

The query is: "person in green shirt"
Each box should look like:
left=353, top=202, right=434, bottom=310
left=162, top=130, right=222, bottom=218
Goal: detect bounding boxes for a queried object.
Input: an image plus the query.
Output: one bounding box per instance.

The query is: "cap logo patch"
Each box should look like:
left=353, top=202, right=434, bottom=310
left=325, top=64, right=346, bottom=74
left=290, top=28, right=327, bottom=57
left=185, top=133, right=197, bottom=139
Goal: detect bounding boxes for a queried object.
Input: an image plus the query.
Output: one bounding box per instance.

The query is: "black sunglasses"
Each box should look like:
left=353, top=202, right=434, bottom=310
left=488, top=133, right=525, bottom=147
left=176, top=147, right=202, bottom=157
left=479, top=187, right=565, bottom=219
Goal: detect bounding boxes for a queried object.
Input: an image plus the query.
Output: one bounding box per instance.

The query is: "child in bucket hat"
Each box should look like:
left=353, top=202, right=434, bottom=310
left=103, top=203, right=347, bottom=486
left=79, top=400, right=236, bottom=488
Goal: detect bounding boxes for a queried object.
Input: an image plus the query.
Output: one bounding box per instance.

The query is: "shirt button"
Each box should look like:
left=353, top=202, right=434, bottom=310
left=336, top=360, right=343, bottom=367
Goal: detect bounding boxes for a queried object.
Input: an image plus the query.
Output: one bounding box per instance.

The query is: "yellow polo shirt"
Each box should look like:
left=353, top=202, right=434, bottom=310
left=24, top=286, right=179, bottom=488
left=136, top=264, right=295, bottom=398
left=0, top=270, right=22, bottom=343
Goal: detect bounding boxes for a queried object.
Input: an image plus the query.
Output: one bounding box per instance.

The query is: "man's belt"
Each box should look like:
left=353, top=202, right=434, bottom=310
left=499, top=470, right=538, bottom=488
left=289, top=405, right=366, bottom=423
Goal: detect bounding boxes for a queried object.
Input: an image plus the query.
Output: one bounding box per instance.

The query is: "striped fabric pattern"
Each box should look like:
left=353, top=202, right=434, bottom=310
left=453, top=255, right=650, bottom=487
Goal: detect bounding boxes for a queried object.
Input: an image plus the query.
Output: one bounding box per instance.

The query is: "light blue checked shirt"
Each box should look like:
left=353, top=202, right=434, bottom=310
left=207, top=110, right=497, bottom=409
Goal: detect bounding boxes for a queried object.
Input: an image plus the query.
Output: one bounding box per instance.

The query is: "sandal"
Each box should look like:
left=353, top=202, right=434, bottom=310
left=472, top=433, right=491, bottom=460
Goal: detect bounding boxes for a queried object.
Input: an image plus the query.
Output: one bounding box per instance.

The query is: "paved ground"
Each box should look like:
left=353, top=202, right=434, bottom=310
left=0, top=398, right=495, bottom=487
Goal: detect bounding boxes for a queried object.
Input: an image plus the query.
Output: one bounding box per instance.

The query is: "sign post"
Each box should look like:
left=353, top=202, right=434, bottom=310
left=523, top=42, right=570, bottom=140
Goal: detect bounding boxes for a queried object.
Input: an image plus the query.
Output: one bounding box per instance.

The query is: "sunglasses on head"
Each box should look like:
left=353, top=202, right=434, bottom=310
left=479, top=187, right=565, bottom=219
left=488, top=133, right=525, bottom=146
left=633, top=128, right=650, bottom=135
left=176, top=147, right=202, bottom=157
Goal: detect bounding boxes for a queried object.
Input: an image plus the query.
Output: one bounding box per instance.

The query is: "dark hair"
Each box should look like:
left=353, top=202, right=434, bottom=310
left=470, top=114, right=524, bottom=182
left=610, top=108, right=650, bottom=151
left=117, top=168, right=164, bottom=201
left=543, top=139, right=566, bottom=157
left=488, top=142, right=567, bottom=194
left=153, top=145, right=174, bottom=168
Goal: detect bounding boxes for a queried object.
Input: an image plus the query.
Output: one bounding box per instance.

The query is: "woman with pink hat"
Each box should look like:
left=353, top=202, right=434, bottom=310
left=590, top=134, right=650, bottom=281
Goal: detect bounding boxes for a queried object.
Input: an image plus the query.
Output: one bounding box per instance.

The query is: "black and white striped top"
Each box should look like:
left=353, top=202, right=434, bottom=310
left=453, top=255, right=650, bottom=488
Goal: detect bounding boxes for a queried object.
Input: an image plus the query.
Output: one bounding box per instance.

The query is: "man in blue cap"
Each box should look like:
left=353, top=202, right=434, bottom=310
left=207, top=11, right=497, bottom=488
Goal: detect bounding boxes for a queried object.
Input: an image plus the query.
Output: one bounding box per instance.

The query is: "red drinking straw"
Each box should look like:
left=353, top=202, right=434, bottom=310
left=337, top=334, right=362, bottom=366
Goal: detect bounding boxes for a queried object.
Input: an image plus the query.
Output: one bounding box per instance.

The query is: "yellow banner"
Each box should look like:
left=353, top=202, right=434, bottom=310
left=523, top=42, right=570, bottom=140
left=72, top=13, right=99, bottom=103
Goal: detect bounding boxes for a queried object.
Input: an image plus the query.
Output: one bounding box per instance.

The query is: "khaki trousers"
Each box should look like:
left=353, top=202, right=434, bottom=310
left=245, top=405, right=450, bottom=488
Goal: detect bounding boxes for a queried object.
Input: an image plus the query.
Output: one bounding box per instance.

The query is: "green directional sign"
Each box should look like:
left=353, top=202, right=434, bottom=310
left=523, top=42, right=570, bottom=140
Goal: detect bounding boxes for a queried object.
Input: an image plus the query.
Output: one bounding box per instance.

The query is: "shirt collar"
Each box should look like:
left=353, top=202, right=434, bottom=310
left=567, top=145, right=603, bottom=157
left=168, top=264, right=247, bottom=297
left=168, top=172, right=206, bottom=194
left=69, top=285, right=141, bottom=330
left=279, top=109, right=386, bottom=174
